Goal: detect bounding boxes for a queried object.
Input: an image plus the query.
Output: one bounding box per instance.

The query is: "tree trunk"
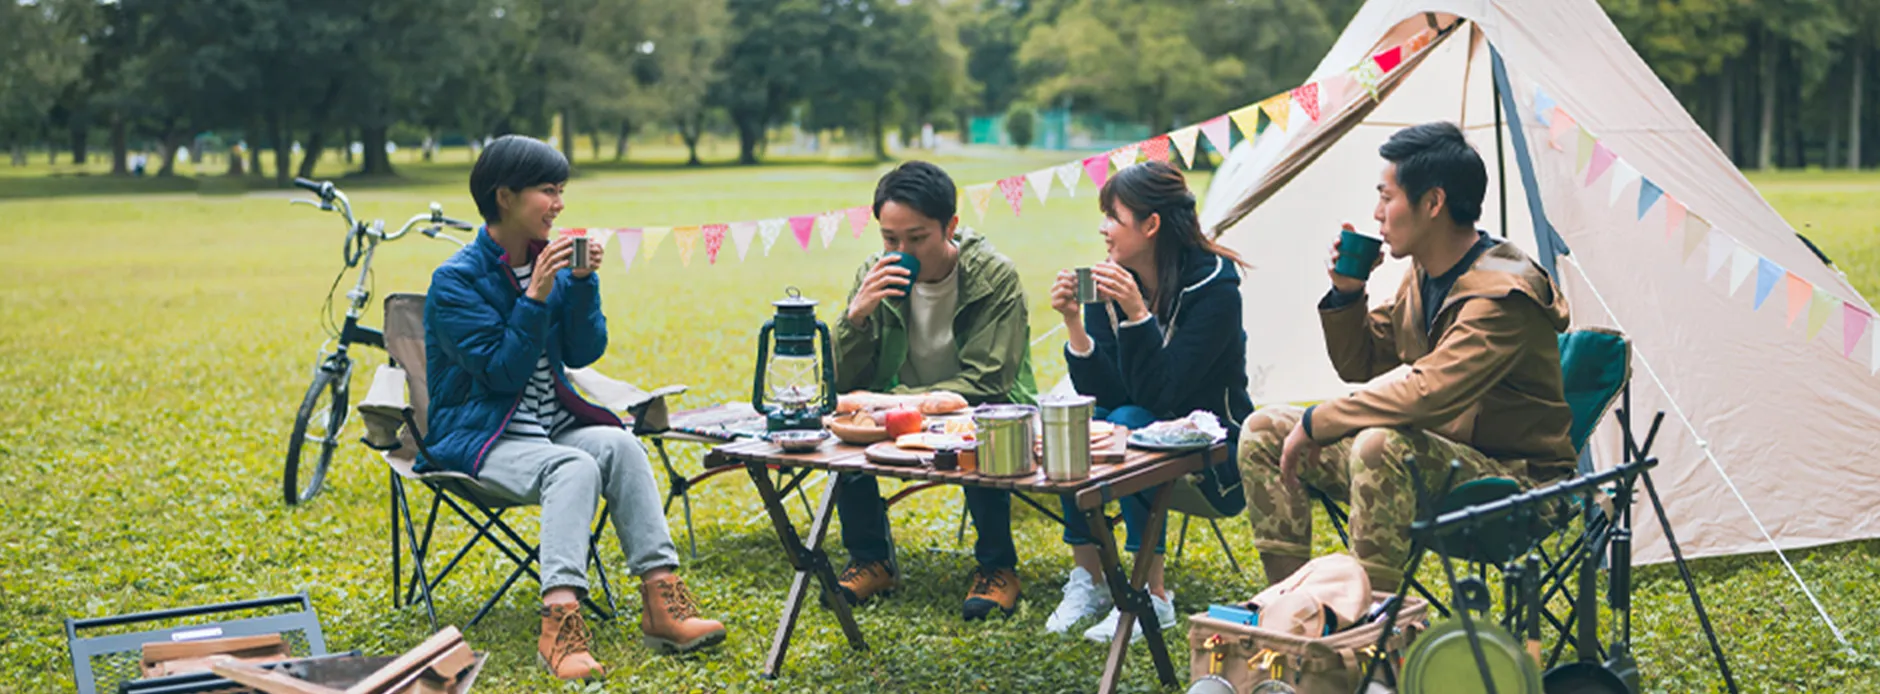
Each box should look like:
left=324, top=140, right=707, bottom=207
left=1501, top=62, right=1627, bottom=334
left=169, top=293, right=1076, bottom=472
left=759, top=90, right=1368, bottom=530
left=248, top=116, right=264, bottom=178
left=298, top=130, right=328, bottom=179
left=559, top=108, right=576, bottom=170
left=272, top=110, right=292, bottom=186
left=1851, top=46, right=1865, bottom=170
left=343, top=129, right=354, bottom=165
left=872, top=103, right=888, bottom=161
left=735, top=113, right=763, bottom=165
left=1757, top=31, right=1776, bottom=171
left=359, top=125, right=393, bottom=175
left=110, top=112, right=128, bottom=175
left=9, top=143, right=23, bottom=167
left=677, top=113, right=703, bottom=167
left=70, top=121, right=89, bottom=165
left=615, top=118, right=631, bottom=160
left=588, top=126, right=600, bottom=162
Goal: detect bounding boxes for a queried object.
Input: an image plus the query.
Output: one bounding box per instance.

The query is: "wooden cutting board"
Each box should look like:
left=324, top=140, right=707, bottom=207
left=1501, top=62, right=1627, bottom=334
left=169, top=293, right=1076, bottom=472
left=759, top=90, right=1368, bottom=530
left=861, top=427, right=1128, bottom=467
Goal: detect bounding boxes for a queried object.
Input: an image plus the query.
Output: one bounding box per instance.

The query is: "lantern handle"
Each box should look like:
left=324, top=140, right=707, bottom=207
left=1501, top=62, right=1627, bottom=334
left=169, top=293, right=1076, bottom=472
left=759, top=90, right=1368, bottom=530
left=753, top=319, right=776, bottom=412
left=816, top=320, right=837, bottom=415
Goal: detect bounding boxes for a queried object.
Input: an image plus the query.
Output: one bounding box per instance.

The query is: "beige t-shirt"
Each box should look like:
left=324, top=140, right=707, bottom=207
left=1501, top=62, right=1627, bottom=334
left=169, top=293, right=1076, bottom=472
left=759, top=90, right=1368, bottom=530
left=897, top=262, right=962, bottom=388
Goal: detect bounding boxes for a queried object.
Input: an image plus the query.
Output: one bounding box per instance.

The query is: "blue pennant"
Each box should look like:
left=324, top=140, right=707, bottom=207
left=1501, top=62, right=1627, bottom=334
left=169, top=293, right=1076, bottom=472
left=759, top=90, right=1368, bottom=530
left=1533, top=87, right=1556, bottom=127
left=1637, top=178, right=1664, bottom=220
left=1754, top=258, right=1783, bottom=310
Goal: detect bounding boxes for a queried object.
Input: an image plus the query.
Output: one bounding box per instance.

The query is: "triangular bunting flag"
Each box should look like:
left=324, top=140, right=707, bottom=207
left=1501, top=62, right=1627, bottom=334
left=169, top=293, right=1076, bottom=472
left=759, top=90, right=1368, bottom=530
left=1729, top=246, right=1757, bottom=296
left=673, top=225, right=700, bottom=266
left=1081, top=156, right=1110, bottom=191
left=1637, top=178, right=1663, bottom=220
left=641, top=226, right=671, bottom=262
left=1057, top=162, right=1084, bottom=197
left=1260, top=93, right=1293, bottom=133
left=730, top=221, right=757, bottom=261
left=1201, top=115, right=1234, bottom=155
left=815, top=213, right=840, bottom=248
left=1706, top=232, right=1734, bottom=281
left=845, top=206, right=871, bottom=239
left=1292, top=83, right=1322, bottom=123
left=614, top=228, right=643, bottom=274
left=1026, top=168, right=1057, bottom=205
left=966, top=183, right=996, bottom=221
left=1230, top=106, right=1263, bottom=143
left=997, top=176, right=1025, bottom=217
left=1575, top=129, right=1597, bottom=175
left=1139, top=135, right=1171, bottom=164
left=1549, top=111, right=1577, bottom=151
left=787, top=215, right=815, bottom=251
left=1680, top=216, right=1710, bottom=262
left=1664, top=197, right=1687, bottom=240
left=1373, top=45, right=1404, bottom=73
left=1406, top=28, right=1435, bottom=54
left=1322, top=73, right=1357, bottom=115
left=1584, top=141, right=1617, bottom=186
left=1607, top=160, right=1639, bottom=207
left=1169, top=126, right=1200, bottom=167
left=1845, top=305, right=1873, bottom=359
left=702, top=223, right=727, bottom=265
left=1109, top=144, right=1140, bottom=172
left=1353, top=62, right=1384, bottom=100
left=758, top=218, right=785, bottom=255
left=1533, top=87, right=1556, bottom=127
left=1753, top=258, right=1783, bottom=309
left=1784, top=272, right=1811, bottom=327
left=589, top=227, right=612, bottom=252
left=1808, top=292, right=1840, bottom=341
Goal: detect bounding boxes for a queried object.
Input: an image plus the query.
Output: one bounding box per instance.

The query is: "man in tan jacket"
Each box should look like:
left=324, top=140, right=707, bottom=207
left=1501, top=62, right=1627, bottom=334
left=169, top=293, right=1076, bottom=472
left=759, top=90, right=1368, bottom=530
left=1239, top=122, right=1576, bottom=591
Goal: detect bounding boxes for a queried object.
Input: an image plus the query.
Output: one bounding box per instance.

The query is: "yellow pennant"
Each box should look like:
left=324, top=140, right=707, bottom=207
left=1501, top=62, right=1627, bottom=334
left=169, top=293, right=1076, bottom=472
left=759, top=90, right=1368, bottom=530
left=1259, top=93, right=1293, bottom=133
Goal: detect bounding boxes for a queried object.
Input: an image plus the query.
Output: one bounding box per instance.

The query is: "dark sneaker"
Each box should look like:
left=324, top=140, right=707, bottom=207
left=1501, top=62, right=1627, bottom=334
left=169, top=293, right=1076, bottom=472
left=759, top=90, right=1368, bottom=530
left=962, top=566, right=1021, bottom=621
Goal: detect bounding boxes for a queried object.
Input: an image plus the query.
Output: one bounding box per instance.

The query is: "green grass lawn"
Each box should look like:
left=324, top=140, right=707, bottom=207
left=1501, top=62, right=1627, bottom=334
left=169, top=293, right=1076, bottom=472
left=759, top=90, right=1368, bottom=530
left=1, top=150, right=1876, bottom=693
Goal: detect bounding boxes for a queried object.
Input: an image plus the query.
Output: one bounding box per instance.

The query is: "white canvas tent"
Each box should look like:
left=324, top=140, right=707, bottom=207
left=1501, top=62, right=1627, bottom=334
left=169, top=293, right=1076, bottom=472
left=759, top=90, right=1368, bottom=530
left=1200, top=0, right=1880, bottom=644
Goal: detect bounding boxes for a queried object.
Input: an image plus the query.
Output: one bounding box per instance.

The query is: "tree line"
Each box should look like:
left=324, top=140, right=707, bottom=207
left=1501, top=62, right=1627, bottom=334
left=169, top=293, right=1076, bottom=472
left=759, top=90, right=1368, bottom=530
left=2, top=0, right=1874, bottom=183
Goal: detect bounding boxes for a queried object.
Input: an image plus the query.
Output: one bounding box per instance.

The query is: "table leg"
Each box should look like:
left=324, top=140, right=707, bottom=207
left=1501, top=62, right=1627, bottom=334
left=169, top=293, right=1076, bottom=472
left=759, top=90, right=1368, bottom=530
left=1086, top=483, right=1180, bottom=693
left=745, top=464, right=868, bottom=680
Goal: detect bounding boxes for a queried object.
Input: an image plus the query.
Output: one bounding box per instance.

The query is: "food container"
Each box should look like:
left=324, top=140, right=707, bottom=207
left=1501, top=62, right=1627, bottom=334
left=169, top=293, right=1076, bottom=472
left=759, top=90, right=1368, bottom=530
left=1041, top=394, right=1095, bottom=481
left=972, top=404, right=1038, bottom=477
left=766, top=429, right=830, bottom=453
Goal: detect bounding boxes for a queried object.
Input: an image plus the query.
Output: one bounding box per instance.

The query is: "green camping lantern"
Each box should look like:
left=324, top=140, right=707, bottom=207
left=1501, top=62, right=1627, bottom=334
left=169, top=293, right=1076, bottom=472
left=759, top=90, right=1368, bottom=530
left=752, top=287, right=837, bottom=432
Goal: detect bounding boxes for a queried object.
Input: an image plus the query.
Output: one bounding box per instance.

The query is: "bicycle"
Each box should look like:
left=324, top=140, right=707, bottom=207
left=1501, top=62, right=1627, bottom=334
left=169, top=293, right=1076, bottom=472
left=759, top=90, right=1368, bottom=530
left=282, top=177, right=475, bottom=505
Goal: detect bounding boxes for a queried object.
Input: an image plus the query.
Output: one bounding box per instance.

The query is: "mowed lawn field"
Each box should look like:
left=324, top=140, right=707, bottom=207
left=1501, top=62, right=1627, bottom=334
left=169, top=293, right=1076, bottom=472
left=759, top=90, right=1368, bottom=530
left=1, top=148, right=1877, bottom=693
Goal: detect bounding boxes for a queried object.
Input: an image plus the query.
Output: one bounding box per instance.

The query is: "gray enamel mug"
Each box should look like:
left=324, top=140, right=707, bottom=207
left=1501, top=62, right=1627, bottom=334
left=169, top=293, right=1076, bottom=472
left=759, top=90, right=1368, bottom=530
left=1041, top=394, right=1095, bottom=481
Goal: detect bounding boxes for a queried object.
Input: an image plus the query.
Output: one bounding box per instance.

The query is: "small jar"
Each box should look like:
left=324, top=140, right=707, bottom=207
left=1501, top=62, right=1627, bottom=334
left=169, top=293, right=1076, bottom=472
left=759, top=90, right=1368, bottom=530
left=957, top=442, right=978, bottom=472
left=932, top=447, right=959, bottom=471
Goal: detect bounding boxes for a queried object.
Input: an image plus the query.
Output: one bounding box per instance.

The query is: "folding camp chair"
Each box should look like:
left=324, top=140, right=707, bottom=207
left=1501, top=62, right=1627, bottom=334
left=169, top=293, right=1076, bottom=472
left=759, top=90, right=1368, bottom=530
left=368, top=293, right=621, bottom=632
left=66, top=593, right=328, bottom=694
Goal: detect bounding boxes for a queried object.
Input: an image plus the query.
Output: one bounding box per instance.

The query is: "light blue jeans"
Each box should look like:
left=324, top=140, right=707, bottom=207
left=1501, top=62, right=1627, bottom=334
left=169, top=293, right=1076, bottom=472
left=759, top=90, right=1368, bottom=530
left=474, top=426, right=679, bottom=596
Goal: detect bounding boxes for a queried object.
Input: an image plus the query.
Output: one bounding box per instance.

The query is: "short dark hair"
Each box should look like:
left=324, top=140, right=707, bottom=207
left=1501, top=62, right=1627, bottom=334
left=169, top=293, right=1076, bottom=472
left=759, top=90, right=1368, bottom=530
left=1379, top=122, right=1487, bottom=226
left=470, top=135, right=569, bottom=224
left=872, top=160, right=956, bottom=224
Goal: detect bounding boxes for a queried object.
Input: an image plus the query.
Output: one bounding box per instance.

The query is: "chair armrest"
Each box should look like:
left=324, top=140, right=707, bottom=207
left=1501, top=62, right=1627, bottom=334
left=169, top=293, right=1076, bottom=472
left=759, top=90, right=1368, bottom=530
left=566, top=367, right=688, bottom=413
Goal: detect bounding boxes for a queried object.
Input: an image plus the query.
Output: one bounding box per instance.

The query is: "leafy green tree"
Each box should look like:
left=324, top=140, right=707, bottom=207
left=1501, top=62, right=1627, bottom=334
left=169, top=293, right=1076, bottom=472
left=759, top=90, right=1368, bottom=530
left=1005, top=103, right=1037, bottom=148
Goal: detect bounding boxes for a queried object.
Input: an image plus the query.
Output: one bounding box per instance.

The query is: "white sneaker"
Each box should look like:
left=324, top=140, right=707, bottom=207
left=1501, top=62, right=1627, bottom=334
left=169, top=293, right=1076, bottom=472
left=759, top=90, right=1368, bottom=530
left=1045, top=567, right=1113, bottom=634
left=1082, top=589, right=1177, bottom=643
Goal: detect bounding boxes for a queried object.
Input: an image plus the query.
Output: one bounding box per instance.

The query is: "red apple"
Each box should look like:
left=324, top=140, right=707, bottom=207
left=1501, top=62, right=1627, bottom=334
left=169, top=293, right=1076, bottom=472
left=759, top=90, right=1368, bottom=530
left=882, top=408, right=926, bottom=439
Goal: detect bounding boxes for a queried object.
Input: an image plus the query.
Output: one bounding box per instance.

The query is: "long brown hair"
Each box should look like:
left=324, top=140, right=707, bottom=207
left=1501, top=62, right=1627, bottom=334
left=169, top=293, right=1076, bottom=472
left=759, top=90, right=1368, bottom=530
left=1099, top=161, right=1249, bottom=321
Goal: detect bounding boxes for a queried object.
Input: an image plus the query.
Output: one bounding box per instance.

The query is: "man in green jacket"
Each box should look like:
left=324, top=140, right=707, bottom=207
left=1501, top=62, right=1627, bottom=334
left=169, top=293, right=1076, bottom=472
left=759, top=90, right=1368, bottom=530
left=830, top=161, right=1037, bottom=621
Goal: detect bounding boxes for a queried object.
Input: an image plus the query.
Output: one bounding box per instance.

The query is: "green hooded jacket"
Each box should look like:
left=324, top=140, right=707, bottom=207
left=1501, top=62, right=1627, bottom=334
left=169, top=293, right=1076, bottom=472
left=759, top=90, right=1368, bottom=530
left=833, top=230, right=1037, bottom=406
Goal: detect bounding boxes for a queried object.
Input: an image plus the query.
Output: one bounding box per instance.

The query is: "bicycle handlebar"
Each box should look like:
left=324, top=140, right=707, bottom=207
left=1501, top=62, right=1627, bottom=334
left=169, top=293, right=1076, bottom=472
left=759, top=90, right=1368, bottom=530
left=292, top=179, right=468, bottom=246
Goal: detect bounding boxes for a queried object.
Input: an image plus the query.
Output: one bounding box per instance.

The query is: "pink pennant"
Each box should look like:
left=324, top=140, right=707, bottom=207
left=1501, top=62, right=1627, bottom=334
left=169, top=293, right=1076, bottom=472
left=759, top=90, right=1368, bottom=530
left=1139, top=135, right=1171, bottom=164
left=788, top=215, right=815, bottom=251
left=702, top=224, right=727, bottom=264
left=1785, top=273, right=1812, bottom=328
left=1082, top=156, right=1110, bottom=190
left=997, top=176, right=1025, bottom=216
left=1583, top=142, right=1617, bottom=186
left=1549, top=111, right=1577, bottom=151
left=557, top=227, right=587, bottom=239
left=845, top=206, right=871, bottom=238
left=1200, top=116, right=1232, bottom=155
left=1847, top=305, right=1873, bottom=358
left=1374, top=45, right=1404, bottom=73
left=1292, top=83, right=1321, bottom=123
left=614, top=228, right=642, bottom=273
left=1664, top=196, right=1686, bottom=240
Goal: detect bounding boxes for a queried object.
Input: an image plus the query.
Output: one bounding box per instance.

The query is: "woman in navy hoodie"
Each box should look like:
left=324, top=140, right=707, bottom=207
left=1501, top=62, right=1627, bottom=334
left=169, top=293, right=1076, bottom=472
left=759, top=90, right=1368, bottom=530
left=1042, top=161, right=1255, bottom=643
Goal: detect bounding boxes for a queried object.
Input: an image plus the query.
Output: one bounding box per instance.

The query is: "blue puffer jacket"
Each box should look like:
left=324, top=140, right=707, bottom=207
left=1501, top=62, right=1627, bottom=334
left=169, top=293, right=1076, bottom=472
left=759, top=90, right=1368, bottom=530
left=420, top=229, right=621, bottom=476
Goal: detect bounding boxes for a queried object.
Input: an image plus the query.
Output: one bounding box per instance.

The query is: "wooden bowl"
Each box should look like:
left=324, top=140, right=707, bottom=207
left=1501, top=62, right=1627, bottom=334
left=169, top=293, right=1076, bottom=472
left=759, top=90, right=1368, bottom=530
left=825, top=412, right=890, bottom=445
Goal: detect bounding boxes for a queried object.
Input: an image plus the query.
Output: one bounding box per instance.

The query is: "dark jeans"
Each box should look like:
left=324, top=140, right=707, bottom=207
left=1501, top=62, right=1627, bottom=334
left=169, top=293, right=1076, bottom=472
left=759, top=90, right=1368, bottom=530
left=1059, top=405, right=1244, bottom=554
left=837, top=473, right=1017, bottom=570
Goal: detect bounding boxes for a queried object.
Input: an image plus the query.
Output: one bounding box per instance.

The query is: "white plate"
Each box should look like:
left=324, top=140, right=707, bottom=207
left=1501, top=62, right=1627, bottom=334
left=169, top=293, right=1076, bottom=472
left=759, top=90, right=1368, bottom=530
left=1126, top=432, right=1223, bottom=451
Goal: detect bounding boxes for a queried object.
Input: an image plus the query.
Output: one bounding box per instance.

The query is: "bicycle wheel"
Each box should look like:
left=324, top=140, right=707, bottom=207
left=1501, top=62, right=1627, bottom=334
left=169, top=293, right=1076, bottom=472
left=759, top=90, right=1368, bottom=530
left=283, top=361, right=350, bottom=505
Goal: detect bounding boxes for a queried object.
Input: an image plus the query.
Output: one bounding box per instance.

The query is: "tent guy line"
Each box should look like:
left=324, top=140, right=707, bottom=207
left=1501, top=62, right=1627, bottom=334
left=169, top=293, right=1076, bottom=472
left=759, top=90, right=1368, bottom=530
left=1563, top=253, right=1852, bottom=653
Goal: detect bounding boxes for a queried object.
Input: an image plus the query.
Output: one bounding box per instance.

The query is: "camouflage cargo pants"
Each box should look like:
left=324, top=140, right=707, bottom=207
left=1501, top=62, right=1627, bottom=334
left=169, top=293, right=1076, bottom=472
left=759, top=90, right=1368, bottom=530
left=1237, top=405, right=1529, bottom=591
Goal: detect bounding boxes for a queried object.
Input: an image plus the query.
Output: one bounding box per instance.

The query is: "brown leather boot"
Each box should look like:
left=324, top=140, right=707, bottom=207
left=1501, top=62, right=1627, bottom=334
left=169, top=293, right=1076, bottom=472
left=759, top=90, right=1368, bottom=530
left=538, top=602, right=604, bottom=680
left=639, top=574, right=727, bottom=654
left=962, top=566, right=1021, bottom=621
left=827, top=560, right=898, bottom=607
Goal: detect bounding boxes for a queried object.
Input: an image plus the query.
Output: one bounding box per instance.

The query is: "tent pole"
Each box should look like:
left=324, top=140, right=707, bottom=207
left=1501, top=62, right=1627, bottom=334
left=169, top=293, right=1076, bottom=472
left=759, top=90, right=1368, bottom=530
left=1490, top=46, right=1568, bottom=278
left=1494, top=61, right=1510, bottom=239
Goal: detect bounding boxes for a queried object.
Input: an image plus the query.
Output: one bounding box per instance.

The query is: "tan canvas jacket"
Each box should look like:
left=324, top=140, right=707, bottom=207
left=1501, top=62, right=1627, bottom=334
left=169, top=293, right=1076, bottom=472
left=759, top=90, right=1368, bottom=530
left=1311, top=241, right=1577, bottom=482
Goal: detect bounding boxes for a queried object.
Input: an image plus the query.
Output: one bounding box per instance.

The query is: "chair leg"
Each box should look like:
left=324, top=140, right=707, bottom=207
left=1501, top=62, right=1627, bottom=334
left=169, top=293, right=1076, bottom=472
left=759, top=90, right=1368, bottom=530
left=390, top=469, right=400, bottom=609
left=393, top=477, right=440, bottom=632
left=654, top=438, right=701, bottom=561
left=1207, top=518, right=1244, bottom=575
left=1173, top=513, right=1192, bottom=565
left=587, top=502, right=618, bottom=622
